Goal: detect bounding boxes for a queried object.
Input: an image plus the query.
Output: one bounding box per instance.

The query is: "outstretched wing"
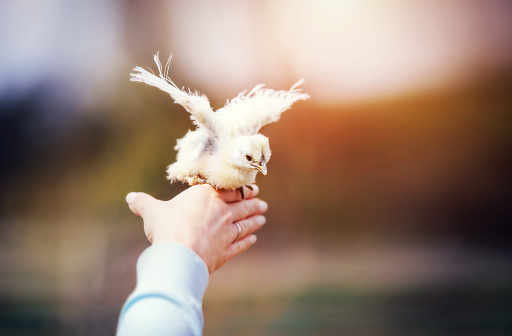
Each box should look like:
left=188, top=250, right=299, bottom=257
left=131, top=53, right=220, bottom=133
left=215, top=80, right=310, bottom=135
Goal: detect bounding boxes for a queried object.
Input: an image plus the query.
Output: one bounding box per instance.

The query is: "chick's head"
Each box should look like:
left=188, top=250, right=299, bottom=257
left=231, top=134, right=271, bottom=175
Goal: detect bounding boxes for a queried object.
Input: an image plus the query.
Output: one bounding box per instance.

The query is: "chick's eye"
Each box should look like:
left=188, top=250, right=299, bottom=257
left=246, top=154, right=253, bottom=161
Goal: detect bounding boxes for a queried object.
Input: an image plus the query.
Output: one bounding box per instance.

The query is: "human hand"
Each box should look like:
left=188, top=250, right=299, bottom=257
left=125, top=185, right=268, bottom=273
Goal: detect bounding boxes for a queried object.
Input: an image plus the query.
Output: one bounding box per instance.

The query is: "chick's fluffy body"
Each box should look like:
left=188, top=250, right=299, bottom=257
left=131, top=53, right=309, bottom=190
left=167, top=131, right=263, bottom=189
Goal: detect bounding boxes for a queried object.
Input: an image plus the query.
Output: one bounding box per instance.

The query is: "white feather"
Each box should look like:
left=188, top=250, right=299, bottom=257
left=131, top=53, right=310, bottom=190
left=216, top=80, right=310, bottom=135
left=130, top=52, right=220, bottom=133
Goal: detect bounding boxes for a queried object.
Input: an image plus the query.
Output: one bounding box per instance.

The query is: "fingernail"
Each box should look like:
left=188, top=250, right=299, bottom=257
left=126, top=192, right=139, bottom=204
left=252, top=185, right=259, bottom=194
left=249, top=235, right=257, bottom=244
left=258, top=201, right=268, bottom=212
left=257, top=216, right=266, bottom=225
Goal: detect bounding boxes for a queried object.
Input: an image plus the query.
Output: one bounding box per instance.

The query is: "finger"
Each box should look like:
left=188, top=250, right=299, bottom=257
left=234, top=215, right=266, bottom=240
left=226, top=235, right=257, bottom=260
left=229, top=198, right=268, bottom=221
left=219, top=185, right=259, bottom=203
left=125, top=192, right=157, bottom=217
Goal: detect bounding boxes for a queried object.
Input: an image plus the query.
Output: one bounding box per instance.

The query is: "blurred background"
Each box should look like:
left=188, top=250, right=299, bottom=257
left=1, top=0, right=512, bottom=335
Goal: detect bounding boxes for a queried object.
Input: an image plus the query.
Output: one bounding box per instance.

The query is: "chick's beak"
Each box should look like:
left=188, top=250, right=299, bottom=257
left=251, top=160, right=267, bottom=175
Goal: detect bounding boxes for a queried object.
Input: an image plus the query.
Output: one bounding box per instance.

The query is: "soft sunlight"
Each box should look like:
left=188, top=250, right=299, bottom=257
left=168, top=0, right=512, bottom=103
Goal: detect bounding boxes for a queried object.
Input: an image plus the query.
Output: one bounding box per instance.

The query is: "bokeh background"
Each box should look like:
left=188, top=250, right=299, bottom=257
left=1, top=0, right=512, bottom=335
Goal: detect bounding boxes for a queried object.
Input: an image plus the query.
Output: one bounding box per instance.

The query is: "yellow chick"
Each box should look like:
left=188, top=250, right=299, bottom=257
left=131, top=53, right=309, bottom=197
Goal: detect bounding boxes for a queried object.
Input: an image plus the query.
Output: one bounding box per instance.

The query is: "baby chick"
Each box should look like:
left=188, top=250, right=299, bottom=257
left=131, top=53, right=309, bottom=197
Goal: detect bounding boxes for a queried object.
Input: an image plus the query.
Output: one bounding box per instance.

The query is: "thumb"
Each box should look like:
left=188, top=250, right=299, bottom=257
left=126, top=192, right=156, bottom=217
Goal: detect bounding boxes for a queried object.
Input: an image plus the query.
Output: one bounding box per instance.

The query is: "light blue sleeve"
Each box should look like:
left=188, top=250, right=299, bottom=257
left=116, top=242, right=209, bottom=336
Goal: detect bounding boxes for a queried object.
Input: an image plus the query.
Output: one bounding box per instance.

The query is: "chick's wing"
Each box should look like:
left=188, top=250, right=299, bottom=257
left=215, top=80, right=309, bottom=135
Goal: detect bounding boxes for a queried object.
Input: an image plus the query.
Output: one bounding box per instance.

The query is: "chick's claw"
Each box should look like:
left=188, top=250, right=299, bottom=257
left=185, top=175, right=207, bottom=186
left=238, top=185, right=255, bottom=200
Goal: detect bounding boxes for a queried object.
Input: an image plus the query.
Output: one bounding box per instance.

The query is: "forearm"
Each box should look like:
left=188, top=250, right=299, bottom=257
left=117, top=243, right=209, bottom=336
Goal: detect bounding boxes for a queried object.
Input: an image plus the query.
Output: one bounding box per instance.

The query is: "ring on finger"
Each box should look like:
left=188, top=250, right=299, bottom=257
left=232, top=222, right=242, bottom=244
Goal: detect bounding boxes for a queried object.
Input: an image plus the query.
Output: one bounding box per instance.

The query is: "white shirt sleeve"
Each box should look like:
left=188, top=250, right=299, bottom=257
left=116, top=242, right=209, bottom=336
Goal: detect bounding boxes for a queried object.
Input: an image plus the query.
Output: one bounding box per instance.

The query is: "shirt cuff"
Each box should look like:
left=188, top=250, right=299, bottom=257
left=120, top=242, right=209, bottom=322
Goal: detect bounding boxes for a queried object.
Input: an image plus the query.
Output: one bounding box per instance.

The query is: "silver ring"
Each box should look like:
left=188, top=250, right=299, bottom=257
left=232, top=222, right=242, bottom=243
